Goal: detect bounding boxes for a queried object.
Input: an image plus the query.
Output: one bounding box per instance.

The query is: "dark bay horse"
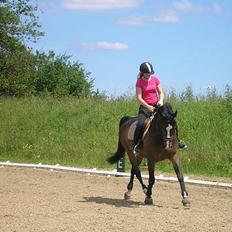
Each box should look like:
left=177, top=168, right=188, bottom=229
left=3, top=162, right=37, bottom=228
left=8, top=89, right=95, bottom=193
left=107, top=103, right=190, bottom=206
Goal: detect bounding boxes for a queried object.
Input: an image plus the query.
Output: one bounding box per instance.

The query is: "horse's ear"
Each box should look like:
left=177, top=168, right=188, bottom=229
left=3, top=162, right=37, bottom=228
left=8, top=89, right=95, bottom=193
left=173, top=110, right=177, bottom=118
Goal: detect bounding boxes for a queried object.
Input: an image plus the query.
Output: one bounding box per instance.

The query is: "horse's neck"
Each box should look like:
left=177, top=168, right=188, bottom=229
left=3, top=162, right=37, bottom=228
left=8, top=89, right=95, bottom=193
left=150, top=117, right=165, bottom=138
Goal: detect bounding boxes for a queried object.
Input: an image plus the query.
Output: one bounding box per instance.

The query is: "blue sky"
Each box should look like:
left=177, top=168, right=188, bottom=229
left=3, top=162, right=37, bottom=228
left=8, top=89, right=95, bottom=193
left=32, top=0, right=232, bottom=97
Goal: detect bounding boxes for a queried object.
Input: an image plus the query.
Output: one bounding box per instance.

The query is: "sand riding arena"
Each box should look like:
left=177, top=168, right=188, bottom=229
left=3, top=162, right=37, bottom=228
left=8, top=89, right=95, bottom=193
left=0, top=165, right=231, bottom=232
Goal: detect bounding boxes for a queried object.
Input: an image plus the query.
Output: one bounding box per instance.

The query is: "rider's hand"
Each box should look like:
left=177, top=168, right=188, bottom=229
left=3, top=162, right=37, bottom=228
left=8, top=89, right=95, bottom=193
left=147, top=105, right=154, bottom=112
left=157, top=100, right=164, bottom=106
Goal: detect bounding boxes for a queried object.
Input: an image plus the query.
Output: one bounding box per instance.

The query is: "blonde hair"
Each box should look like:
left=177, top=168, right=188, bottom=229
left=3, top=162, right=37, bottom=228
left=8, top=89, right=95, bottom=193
left=137, top=72, right=143, bottom=79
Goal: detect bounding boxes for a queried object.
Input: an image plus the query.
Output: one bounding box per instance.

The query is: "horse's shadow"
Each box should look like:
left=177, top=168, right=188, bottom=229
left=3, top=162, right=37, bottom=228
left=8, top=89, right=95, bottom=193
left=80, top=196, right=144, bottom=208
left=80, top=196, right=183, bottom=210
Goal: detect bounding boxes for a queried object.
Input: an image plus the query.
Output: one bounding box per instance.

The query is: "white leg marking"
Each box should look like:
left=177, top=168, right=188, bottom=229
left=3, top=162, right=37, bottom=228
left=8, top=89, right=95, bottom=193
left=183, top=191, right=188, bottom=198
left=125, top=190, right=132, bottom=197
left=143, top=188, right=147, bottom=195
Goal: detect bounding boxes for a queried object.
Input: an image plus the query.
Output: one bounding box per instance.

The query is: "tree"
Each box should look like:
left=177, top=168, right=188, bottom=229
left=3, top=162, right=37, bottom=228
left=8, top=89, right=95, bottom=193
left=0, top=0, right=94, bottom=97
left=34, top=51, right=94, bottom=97
left=179, top=85, right=195, bottom=102
left=0, top=0, right=44, bottom=96
left=0, top=0, right=43, bottom=50
left=0, top=45, right=37, bottom=96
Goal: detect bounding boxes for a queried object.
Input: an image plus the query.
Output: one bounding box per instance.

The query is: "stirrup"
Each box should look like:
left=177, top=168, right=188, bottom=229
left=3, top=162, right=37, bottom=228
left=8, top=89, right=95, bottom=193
left=133, top=145, right=139, bottom=155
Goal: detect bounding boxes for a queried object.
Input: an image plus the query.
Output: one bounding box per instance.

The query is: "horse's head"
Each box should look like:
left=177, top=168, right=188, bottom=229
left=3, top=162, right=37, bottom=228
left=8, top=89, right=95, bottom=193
left=153, top=103, right=178, bottom=149
left=156, top=103, right=177, bottom=124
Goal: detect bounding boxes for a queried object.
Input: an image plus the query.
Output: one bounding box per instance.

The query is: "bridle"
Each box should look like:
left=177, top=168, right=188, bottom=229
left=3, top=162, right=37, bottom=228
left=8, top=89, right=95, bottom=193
left=151, top=104, right=177, bottom=149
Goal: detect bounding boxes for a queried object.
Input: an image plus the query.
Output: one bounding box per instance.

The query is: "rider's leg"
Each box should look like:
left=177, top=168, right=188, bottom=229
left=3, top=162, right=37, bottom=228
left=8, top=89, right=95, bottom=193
left=133, top=109, right=147, bottom=155
left=176, top=124, right=188, bottom=149
left=133, top=125, right=143, bottom=154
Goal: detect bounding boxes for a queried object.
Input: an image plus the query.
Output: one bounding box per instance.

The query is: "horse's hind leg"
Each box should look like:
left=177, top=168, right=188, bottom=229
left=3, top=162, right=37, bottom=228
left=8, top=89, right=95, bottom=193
left=124, top=166, right=135, bottom=199
left=171, top=154, right=190, bottom=207
left=124, top=154, right=147, bottom=200
left=133, top=164, right=147, bottom=194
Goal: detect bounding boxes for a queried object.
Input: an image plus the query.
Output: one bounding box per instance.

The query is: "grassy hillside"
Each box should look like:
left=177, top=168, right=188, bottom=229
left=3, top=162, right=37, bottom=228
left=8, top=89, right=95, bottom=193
left=0, top=96, right=231, bottom=177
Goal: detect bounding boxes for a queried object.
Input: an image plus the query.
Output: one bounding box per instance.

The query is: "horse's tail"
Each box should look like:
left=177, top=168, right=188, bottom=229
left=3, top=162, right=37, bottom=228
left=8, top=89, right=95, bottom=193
left=107, top=116, right=130, bottom=164
left=107, top=138, right=125, bottom=164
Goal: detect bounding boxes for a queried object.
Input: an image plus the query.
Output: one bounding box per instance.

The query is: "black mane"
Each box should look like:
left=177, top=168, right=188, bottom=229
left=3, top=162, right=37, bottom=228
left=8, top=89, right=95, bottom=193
left=157, top=103, right=177, bottom=123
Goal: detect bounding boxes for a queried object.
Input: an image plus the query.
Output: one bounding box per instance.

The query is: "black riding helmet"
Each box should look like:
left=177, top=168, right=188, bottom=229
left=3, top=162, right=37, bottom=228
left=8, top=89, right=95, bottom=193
left=139, top=62, right=154, bottom=74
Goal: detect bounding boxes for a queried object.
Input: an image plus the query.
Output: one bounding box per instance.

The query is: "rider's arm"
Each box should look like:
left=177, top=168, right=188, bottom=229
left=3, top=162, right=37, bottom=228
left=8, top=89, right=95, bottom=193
left=136, top=87, right=154, bottom=112
left=157, top=84, right=164, bottom=106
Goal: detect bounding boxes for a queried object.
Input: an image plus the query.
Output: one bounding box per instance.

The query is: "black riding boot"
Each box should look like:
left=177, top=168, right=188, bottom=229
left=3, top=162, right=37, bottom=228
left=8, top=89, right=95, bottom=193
left=179, top=142, right=188, bottom=149
left=133, top=125, right=142, bottom=155
left=176, top=125, right=188, bottom=149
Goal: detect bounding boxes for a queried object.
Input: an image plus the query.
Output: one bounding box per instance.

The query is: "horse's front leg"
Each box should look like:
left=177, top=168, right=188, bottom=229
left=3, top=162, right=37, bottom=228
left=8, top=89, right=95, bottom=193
left=171, top=154, right=190, bottom=207
left=145, top=159, right=155, bottom=205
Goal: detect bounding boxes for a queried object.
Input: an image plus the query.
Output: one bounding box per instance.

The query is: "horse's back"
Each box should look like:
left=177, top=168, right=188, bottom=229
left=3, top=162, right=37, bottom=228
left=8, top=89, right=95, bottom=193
left=119, top=116, right=137, bottom=127
left=119, top=116, right=132, bottom=127
left=119, top=116, right=137, bottom=142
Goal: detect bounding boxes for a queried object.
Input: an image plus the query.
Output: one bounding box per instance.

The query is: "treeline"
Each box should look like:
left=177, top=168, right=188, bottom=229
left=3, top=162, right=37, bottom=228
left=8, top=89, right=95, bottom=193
left=166, top=85, right=232, bottom=110
left=118, top=84, right=232, bottom=113
left=0, top=0, right=94, bottom=97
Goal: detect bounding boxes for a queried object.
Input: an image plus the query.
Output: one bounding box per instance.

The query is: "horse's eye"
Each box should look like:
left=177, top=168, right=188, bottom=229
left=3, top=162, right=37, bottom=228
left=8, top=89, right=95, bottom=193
left=161, top=112, right=166, bottom=118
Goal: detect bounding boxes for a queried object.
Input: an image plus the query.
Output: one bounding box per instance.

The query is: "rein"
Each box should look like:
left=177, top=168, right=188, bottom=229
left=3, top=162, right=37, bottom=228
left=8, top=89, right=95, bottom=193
left=142, top=111, right=157, bottom=139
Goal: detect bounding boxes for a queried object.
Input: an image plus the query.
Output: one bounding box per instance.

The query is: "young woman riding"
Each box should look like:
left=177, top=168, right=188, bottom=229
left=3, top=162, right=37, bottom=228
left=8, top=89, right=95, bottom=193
left=133, top=62, right=187, bottom=155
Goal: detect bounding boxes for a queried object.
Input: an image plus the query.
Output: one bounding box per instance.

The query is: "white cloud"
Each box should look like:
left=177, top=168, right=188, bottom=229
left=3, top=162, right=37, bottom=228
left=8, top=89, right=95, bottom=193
left=153, top=10, right=180, bottom=23
left=117, top=17, right=145, bottom=26
left=37, top=1, right=59, bottom=10
left=173, top=0, right=222, bottom=14
left=118, top=10, right=179, bottom=25
left=62, top=0, right=139, bottom=10
left=173, top=0, right=199, bottom=11
left=80, top=41, right=129, bottom=51
left=117, top=1, right=222, bottom=26
left=211, top=3, right=222, bottom=13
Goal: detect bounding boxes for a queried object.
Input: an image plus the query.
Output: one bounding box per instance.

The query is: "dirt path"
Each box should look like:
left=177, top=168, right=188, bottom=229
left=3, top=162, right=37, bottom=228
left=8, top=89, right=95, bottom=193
left=0, top=167, right=231, bottom=232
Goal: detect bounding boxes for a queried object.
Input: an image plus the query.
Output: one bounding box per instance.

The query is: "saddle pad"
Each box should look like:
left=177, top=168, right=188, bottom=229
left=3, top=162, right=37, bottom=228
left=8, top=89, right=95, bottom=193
left=128, top=121, right=137, bottom=140
left=127, top=115, right=155, bottom=141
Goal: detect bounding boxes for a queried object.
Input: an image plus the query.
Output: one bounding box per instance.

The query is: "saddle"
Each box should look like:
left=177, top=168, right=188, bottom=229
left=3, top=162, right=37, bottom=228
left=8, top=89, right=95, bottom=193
left=128, top=115, right=155, bottom=141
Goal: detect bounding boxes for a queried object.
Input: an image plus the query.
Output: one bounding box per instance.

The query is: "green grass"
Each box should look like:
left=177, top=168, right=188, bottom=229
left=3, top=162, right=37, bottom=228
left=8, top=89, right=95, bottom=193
left=0, top=96, right=231, bottom=177
left=174, top=99, right=232, bottom=176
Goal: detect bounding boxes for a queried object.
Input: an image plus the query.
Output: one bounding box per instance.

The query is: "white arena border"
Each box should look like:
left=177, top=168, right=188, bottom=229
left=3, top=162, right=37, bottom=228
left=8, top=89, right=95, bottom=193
left=0, top=161, right=231, bottom=188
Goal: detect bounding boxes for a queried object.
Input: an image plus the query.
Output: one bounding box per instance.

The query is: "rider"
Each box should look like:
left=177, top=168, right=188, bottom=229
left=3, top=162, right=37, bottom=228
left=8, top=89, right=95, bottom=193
left=133, top=62, right=187, bottom=155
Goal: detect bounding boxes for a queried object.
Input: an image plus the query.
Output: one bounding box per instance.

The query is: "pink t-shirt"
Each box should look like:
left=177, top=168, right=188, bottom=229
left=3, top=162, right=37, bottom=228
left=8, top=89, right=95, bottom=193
left=136, top=75, right=160, bottom=105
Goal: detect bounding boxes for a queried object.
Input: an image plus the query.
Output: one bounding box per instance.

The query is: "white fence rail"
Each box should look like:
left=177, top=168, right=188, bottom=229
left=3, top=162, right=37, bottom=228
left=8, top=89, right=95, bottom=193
left=0, top=161, right=231, bottom=188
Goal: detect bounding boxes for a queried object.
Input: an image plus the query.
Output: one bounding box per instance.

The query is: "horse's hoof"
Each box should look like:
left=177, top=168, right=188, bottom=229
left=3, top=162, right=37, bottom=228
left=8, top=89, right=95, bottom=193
left=182, top=198, right=191, bottom=207
left=145, top=197, right=153, bottom=205
left=124, top=192, right=131, bottom=200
